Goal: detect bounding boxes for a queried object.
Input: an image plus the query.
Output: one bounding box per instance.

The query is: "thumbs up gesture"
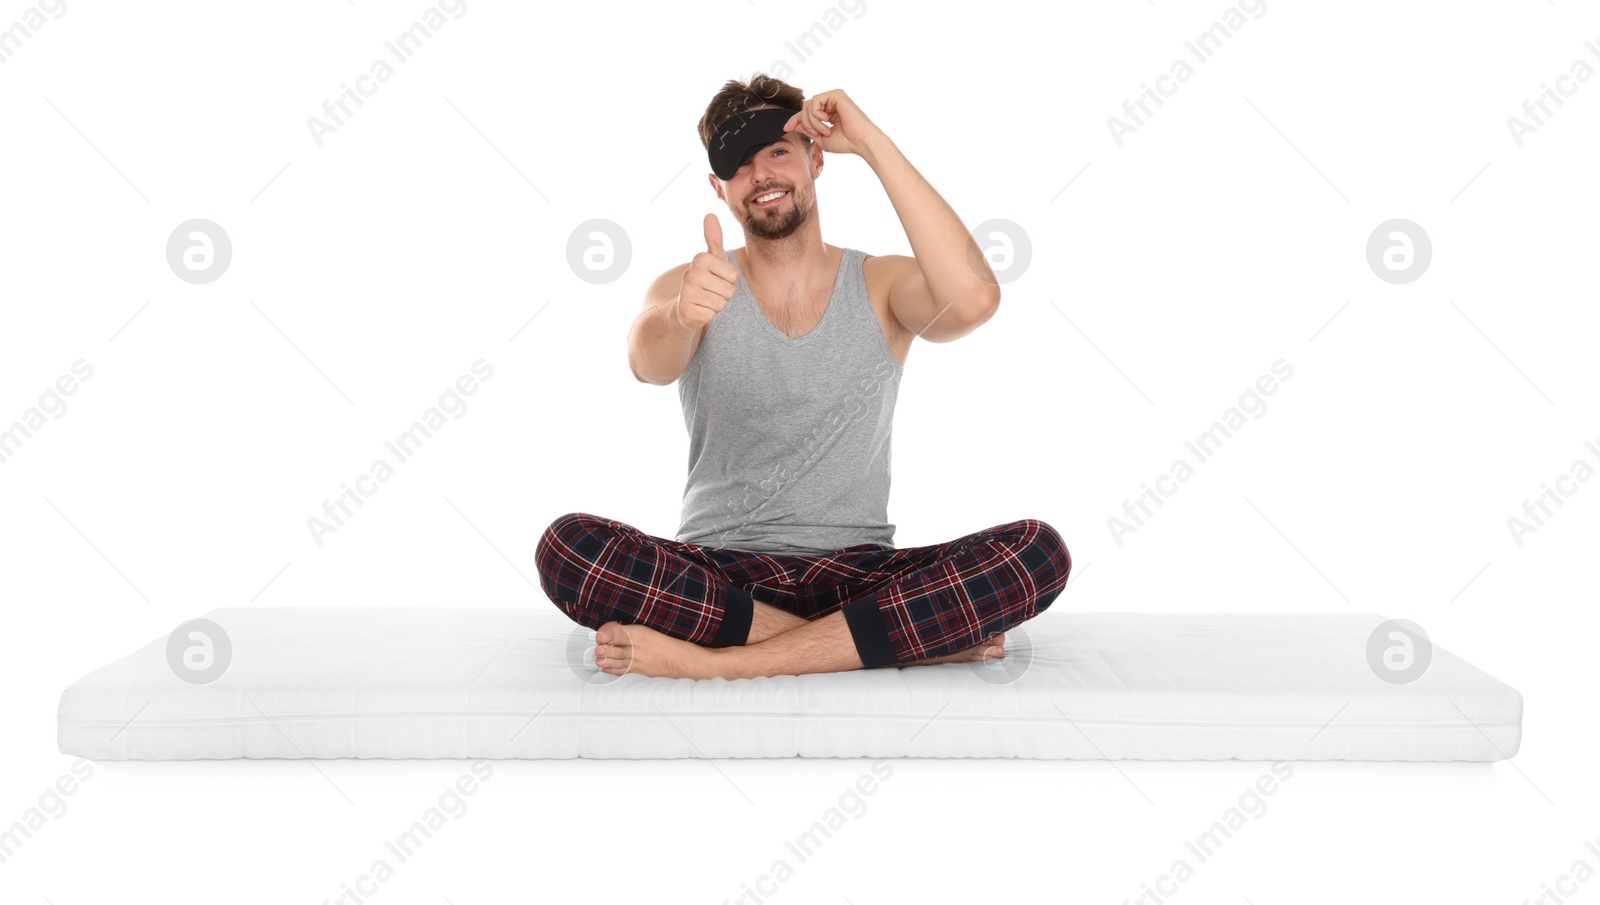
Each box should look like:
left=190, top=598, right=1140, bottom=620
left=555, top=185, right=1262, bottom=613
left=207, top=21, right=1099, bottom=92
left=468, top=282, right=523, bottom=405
left=674, top=213, right=739, bottom=335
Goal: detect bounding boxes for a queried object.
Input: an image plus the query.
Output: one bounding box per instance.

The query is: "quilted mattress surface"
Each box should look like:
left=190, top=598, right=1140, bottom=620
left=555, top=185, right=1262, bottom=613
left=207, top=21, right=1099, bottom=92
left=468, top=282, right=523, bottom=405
left=57, top=607, right=1523, bottom=761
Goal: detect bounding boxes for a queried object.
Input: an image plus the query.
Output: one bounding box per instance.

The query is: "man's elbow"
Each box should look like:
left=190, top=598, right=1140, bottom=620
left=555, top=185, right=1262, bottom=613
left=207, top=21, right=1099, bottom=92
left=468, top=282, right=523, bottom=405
left=966, top=289, right=1000, bottom=328
left=629, top=356, right=660, bottom=385
left=628, top=354, right=673, bottom=386
left=921, top=293, right=1000, bottom=343
left=627, top=326, right=662, bottom=384
left=979, top=287, right=1001, bottom=317
left=627, top=346, right=651, bottom=384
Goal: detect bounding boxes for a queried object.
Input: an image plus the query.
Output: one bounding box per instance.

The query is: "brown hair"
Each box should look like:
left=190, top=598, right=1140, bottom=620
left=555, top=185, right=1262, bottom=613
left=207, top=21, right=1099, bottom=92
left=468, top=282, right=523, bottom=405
left=697, top=72, right=813, bottom=153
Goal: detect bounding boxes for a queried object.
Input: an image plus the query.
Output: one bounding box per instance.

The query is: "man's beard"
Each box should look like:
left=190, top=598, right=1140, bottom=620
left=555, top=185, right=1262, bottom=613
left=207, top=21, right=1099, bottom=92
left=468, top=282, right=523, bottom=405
left=744, top=188, right=808, bottom=240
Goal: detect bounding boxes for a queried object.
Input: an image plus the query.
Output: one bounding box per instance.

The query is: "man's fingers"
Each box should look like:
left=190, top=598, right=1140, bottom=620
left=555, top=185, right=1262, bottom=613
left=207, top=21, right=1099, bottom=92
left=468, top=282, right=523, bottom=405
left=686, top=266, right=736, bottom=300
left=704, top=213, right=724, bottom=257
left=692, top=252, right=738, bottom=285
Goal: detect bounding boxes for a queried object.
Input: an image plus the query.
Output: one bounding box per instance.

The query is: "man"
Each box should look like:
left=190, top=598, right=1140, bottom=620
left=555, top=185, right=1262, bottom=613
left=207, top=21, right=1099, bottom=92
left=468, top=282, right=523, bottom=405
left=535, top=75, right=1070, bottom=680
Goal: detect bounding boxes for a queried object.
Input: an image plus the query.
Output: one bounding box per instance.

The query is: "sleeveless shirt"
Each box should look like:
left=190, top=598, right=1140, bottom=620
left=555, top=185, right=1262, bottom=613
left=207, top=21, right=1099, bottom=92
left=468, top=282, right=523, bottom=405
left=675, top=246, right=903, bottom=554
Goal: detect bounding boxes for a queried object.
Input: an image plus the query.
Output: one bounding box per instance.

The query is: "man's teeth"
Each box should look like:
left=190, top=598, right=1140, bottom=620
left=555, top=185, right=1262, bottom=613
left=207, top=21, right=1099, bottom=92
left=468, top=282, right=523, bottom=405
left=755, top=191, right=786, bottom=203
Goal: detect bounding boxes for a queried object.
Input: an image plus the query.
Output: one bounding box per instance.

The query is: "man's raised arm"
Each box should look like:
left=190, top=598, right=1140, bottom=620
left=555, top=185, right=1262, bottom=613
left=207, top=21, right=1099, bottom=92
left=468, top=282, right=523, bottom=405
left=784, top=90, right=1001, bottom=343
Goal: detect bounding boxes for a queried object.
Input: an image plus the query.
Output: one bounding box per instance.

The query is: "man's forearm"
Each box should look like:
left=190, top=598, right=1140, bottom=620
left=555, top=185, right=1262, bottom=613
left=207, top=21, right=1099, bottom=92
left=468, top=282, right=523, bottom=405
left=628, top=301, right=699, bottom=385
left=858, top=130, right=1000, bottom=311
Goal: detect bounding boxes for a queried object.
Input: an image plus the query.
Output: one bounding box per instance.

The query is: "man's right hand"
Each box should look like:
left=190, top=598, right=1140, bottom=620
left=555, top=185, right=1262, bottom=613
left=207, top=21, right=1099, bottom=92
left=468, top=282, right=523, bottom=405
left=673, top=213, right=738, bottom=335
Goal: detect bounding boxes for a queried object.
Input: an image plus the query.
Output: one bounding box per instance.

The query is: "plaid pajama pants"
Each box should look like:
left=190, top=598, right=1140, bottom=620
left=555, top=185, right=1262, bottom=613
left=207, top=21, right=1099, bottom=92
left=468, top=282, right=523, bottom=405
left=534, top=511, right=1072, bottom=668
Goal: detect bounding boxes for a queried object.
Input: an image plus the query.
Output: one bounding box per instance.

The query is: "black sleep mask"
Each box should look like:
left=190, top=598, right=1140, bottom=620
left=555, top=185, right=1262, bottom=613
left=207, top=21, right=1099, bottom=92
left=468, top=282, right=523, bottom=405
left=708, top=107, right=799, bottom=180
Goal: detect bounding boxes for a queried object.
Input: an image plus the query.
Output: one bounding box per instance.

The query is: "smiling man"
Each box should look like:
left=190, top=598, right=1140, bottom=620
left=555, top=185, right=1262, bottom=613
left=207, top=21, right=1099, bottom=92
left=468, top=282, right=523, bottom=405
left=535, top=74, right=1070, bottom=680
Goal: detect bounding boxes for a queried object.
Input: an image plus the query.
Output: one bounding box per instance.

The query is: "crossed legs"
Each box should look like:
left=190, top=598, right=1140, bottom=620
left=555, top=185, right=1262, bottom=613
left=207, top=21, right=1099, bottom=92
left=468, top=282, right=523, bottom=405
left=592, top=602, right=1008, bottom=679
left=535, top=512, right=1070, bottom=680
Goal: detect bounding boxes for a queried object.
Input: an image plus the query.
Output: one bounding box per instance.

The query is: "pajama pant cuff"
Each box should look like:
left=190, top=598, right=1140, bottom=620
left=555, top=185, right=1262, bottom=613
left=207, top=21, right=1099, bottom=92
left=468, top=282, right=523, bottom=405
left=707, top=585, right=754, bottom=648
left=843, top=592, right=900, bottom=669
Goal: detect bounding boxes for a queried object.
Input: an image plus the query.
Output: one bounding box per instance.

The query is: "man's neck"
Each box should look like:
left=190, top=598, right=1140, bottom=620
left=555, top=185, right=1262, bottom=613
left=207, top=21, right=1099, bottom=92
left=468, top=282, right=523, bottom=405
left=741, top=227, right=833, bottom=304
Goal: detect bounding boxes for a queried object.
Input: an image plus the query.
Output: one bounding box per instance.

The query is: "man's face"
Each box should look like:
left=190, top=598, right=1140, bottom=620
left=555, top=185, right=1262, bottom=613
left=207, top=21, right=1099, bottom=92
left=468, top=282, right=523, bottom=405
left=716, top=113, right=817, bottom=241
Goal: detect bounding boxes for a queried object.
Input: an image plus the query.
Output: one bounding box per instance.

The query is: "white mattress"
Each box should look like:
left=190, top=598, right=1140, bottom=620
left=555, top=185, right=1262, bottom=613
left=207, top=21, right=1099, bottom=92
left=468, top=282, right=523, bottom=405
left=57, top=607, right=1523, bottom=761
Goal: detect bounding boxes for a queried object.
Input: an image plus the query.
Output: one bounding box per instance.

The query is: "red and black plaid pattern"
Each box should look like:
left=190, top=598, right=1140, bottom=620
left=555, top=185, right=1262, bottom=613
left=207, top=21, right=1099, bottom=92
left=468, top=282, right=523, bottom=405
left=534, top=511, right=1071, bottom=667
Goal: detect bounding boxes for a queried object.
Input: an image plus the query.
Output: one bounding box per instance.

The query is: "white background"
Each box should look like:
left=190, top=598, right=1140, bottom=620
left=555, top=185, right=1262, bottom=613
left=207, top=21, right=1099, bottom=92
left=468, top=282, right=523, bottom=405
left=3, top=0, right=1596, bottom=902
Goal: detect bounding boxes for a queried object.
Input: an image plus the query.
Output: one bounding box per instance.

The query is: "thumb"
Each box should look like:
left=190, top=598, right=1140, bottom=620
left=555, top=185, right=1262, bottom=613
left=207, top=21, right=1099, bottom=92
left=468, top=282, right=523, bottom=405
left=704, top=213, right=725, bottom=257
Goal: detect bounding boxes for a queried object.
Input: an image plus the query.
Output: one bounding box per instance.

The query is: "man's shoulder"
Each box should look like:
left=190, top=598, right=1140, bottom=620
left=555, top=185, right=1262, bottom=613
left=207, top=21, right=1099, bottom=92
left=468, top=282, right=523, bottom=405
left=859, top=250, right=912, bottom=280
left=859, top=251, right=917, bottom=295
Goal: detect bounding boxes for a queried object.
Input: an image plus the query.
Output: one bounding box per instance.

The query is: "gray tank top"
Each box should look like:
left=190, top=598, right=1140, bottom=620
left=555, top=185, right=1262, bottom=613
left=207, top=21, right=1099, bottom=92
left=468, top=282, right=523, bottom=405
left=675, top=246, right=903, bottom=554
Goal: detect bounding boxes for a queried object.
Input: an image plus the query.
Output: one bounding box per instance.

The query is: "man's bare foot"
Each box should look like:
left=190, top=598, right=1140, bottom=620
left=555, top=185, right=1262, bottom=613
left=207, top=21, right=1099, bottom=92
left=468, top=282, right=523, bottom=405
left=593, top=621, right=725, bottom=679
left=904, top=633, right=1006, bottom=667
left=591, top=624, right=1005, bottom=679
